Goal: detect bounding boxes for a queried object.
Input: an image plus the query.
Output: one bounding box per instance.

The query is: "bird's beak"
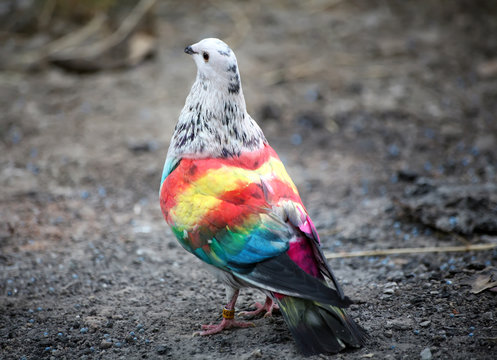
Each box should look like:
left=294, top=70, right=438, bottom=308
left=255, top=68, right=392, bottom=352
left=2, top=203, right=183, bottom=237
left=184, top=46, right=196, bottom=55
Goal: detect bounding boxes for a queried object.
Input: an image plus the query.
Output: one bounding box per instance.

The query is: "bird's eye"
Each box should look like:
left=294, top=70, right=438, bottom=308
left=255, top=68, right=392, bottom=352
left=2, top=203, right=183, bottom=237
left=202, top=52, right=209, bottom=62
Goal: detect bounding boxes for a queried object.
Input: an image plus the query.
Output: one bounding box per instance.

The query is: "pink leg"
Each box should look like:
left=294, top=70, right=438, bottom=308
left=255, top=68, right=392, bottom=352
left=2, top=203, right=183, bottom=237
left=196, top=289, right=255, bottom=336
left=239, top=296, right=280, bottom=318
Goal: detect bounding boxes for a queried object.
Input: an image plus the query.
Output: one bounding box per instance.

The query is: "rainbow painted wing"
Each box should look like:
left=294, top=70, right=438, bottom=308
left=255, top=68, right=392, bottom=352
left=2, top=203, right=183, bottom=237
left=160, top=145, right=348, bottom=306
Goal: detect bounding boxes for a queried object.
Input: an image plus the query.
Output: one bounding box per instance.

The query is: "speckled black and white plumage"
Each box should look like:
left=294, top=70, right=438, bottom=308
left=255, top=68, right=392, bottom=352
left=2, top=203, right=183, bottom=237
left=167, top=38, right=266, bottom=160
left=160, top=38, right=367, bottom=355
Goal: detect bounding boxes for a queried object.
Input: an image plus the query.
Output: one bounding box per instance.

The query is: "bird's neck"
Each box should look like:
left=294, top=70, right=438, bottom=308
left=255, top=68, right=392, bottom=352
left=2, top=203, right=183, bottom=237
left=168, top=75, right=267, bottom=159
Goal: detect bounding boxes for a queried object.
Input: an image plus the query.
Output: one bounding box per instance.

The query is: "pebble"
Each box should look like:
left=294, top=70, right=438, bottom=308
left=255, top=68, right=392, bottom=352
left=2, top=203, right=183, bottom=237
left=387, top=318, right=413, bottom=330
left=104, top=320, right=113, bottom=328
left=290, top=133, right=302, bottom=146
left=482, top=312, right=493, bottom=321
left=80, top=190, right=90, bottom=199
left=388, top=144, right=400, bottom=157
left=100, top=340, right=112, bottom=349
left=259, top=103, right=281, bottom=121
left=477, top=59, right=497, bottom=78
left=420, top=347, right=432, bottom=360
left=128, top=140, right=158, bottom=153
left=243, top=349, right=263, bottom=359
left=156, top=344, right=170, bottom=355
left=383, top=282, right=398, bottom=294
left=420, top=320, right=431, bottom=327
left=386, top=270, right=404, bottom=282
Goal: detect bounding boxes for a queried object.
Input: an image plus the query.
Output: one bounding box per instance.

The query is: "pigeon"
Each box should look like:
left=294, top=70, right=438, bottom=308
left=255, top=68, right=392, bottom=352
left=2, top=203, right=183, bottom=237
left=159, top=38, right=366, bottom=355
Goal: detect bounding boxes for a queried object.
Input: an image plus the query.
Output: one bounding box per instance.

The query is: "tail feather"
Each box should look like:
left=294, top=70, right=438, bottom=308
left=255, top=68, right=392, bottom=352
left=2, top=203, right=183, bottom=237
left=276, top=296, right=367, bottom=356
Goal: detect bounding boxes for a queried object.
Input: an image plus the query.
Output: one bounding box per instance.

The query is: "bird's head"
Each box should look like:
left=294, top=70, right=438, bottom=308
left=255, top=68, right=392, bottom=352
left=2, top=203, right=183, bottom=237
left=184, top=38, right=241, bottom=95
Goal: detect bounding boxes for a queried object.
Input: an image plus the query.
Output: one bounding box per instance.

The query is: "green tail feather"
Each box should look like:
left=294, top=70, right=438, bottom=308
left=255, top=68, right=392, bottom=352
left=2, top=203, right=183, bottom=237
left=276, top=296, right=367, bottom=356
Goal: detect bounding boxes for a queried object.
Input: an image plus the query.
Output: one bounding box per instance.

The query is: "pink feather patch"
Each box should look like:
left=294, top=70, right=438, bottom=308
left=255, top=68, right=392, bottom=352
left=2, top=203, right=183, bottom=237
left=295, top=207, right=321, bottom=245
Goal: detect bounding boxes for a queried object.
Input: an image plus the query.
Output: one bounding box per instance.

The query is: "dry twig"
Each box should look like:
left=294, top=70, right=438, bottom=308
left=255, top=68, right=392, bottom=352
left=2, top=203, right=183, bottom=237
left=324, top=243, right=497, bottom=259
left=51, top=0, right=156, bottom=61
left=15, top=0, right=156, bottom=70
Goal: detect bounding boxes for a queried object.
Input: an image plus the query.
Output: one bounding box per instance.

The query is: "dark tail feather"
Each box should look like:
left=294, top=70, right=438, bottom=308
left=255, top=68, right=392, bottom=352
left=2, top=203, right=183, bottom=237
left=276, top=296, right=367, bottom=356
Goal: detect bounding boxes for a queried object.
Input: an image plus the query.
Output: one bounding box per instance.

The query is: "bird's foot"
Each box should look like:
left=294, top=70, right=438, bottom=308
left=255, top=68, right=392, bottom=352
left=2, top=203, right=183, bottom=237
left=239, top=297, right=279, bottom=318
left=194, top=318, right=255, bottom=336
left=193, top=307, right=255, bottom=336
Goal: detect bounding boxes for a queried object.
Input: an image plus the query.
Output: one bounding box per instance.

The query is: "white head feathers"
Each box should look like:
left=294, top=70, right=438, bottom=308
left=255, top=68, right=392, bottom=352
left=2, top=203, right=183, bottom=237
left=167, top=38, right=266, bottom=160
left=184, top=38, right=241, bottom=95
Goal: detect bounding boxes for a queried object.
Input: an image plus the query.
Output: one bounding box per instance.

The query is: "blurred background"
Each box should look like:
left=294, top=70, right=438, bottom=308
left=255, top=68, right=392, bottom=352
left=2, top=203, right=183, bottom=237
left=1, top=1, right=497, bottom=359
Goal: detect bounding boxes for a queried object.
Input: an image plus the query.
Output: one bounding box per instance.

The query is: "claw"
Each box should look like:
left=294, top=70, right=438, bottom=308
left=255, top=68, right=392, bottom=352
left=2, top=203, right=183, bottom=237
left=239, top=297, right=279, bottom=318
left=195, top=318, right=255, bottom=336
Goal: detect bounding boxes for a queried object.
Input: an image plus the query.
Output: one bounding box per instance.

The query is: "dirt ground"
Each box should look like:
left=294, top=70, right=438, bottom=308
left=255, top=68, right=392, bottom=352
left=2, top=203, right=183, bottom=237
left=1, top=1, right=497, bottom=359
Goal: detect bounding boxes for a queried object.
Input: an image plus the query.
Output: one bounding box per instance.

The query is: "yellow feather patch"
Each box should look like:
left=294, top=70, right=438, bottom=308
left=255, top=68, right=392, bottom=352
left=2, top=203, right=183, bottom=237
left=170, top=156, right=297, bottom=229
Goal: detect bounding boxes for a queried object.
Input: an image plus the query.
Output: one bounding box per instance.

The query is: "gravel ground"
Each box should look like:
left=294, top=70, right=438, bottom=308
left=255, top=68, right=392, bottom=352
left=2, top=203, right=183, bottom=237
left=1, top=1, right=497, bottom=359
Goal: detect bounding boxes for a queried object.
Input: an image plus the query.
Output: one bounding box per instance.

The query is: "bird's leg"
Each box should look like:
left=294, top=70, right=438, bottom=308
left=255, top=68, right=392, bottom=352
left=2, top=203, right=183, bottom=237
left=197, top=288, right=255, bottom=336
left=239, top=296, right=280, bottom=318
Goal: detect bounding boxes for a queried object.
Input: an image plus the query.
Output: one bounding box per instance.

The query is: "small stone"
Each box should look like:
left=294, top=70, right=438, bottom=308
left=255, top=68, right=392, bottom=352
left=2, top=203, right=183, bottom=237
left=473, top=135, right=496, bottom=154
left=397, top=169, right=418, bottom=182
left=156, top=344, right=170, bottom=355
left=384, top=330, right=393, bottom=338
left=242, top=348, right=262, bottom=359
left=420, top=347, right=432, bottom=360
left=383, top=288, right=395, bottom=295
left=387, top=270, right=405, bottom=282
left=477, top=59, right=497, bottom=78
left=259, top=103, right=281, bottom=121
left=384, top=282, right=398, bottom=288
left=290, top=133, right=302, bottom=146
left=99, top=340, right=112, bottom=349
left=125, top=334, right=134, bottom=343
left=482, top=312, right=493, bottom=321
left=420, top=320, right=431, bottom=328
left=128, top=140, right=158, bottom=153
left=388, top=318, right=414, bottom=330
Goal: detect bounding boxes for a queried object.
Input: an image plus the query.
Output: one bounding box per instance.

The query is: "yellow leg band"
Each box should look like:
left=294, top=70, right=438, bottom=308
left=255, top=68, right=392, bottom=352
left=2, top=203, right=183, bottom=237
left=223, top=307, right=235, bottom=319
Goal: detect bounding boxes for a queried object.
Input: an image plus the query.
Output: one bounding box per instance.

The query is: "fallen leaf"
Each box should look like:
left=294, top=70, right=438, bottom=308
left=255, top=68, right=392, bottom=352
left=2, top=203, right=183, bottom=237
left=462, top=267, right=497, bottom=294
